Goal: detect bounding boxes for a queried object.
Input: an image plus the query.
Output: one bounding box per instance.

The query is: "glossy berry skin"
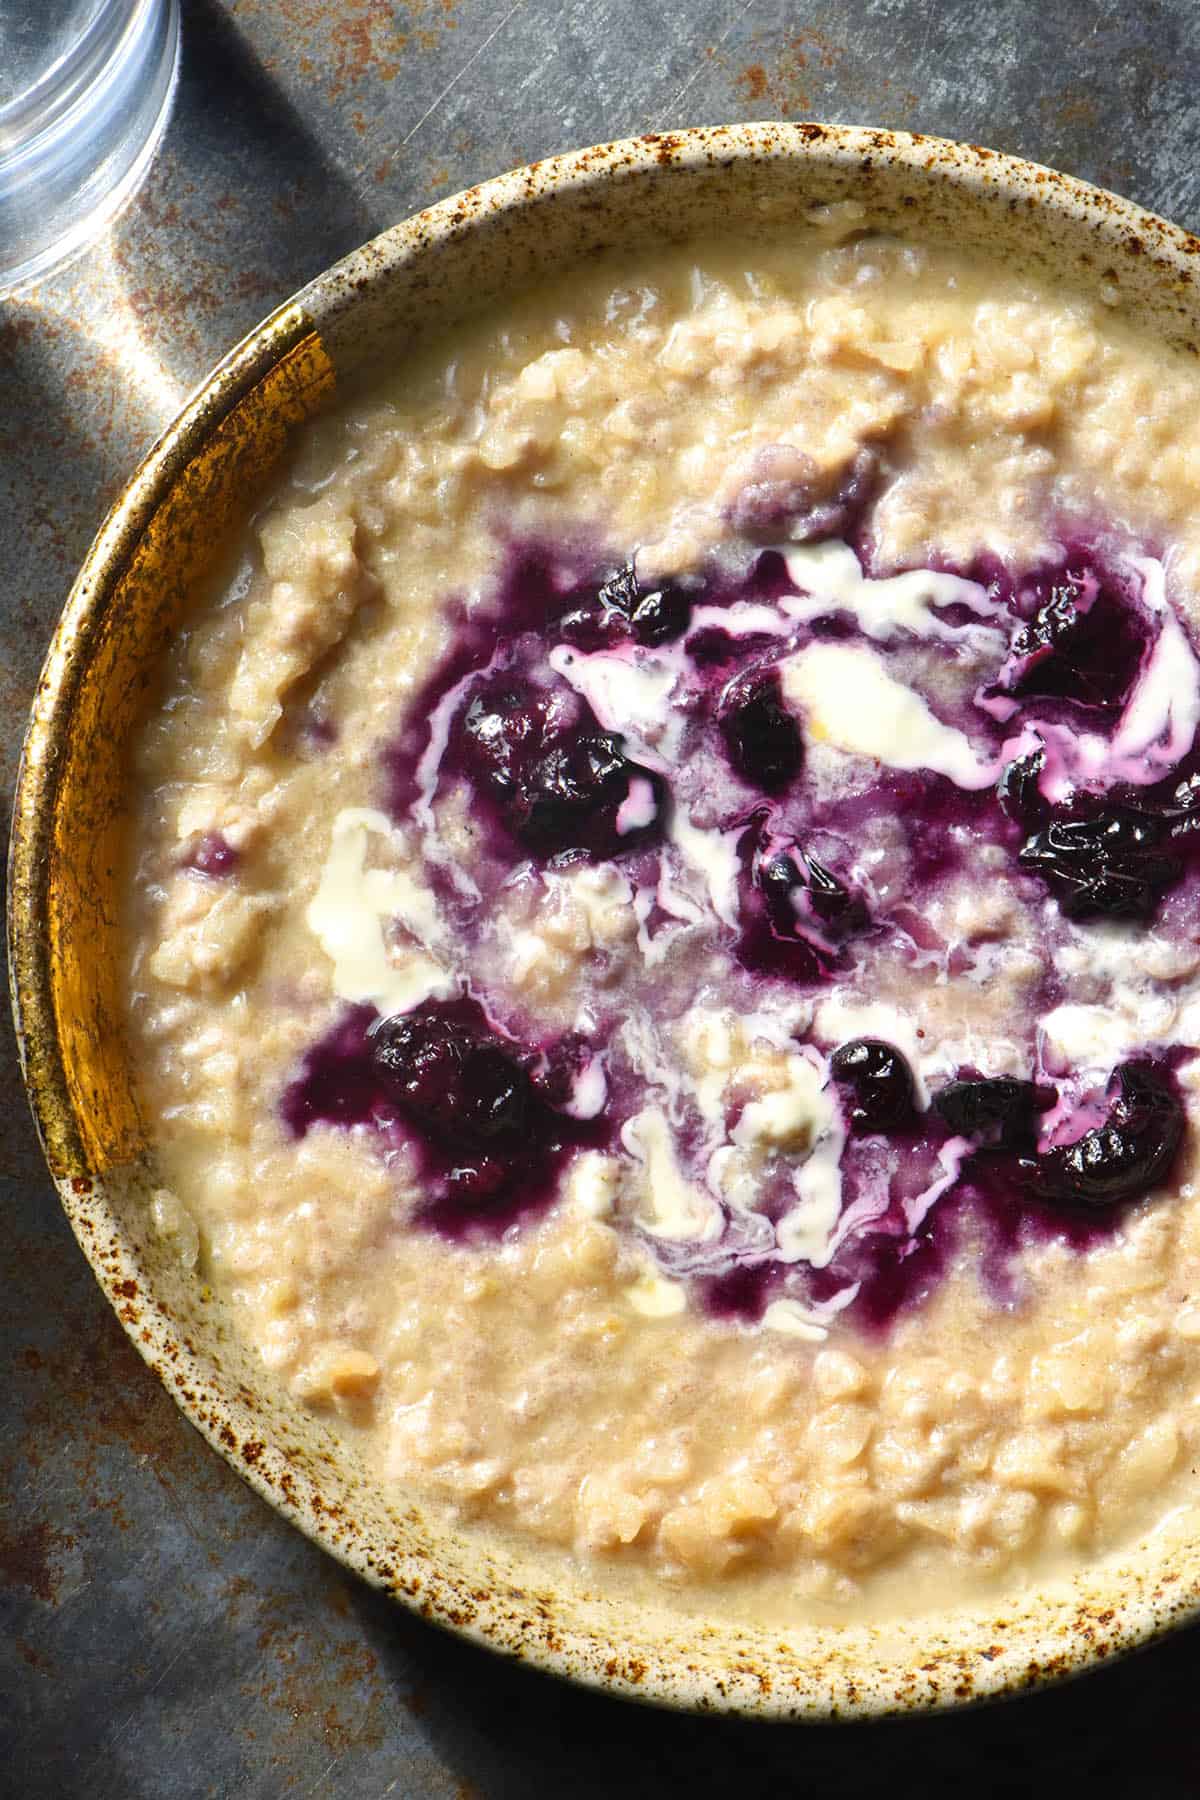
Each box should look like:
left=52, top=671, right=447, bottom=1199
left=184, top=830, right=239, bottom=877
left=371, top=1006, right=531, bottom=1148
left=557, top=563, right=693, bottom=650
left=1018, top=809, right=1180, bottom=921
left=800, top=852, right=869, bottom=938
left=997, top=750, right=1049, bottom=829
left=511, top=730, right=663, bottom=857
left=758, top=846, right=867, bottom=943
left=459, top=681, right=548, bottom=800
left=933, top=1075, right=1052, bottom=1151
left=1035, top=1060, right=1184, bottom=1210
left=1002, top=568, right=1148, bottom=712
left=456, top=676, right=665, bottom=859
left=601, top=563, right=692, bottom=646
left=829, top=1038, right=916, bottom=1135
left=719, top=668, right=804, bottom=792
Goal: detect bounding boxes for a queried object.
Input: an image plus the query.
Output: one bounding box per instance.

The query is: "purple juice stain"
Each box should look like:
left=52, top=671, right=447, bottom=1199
left=279, top=1004, right=386, bottom=1135
left=279, top=997, right=610, bottom=1241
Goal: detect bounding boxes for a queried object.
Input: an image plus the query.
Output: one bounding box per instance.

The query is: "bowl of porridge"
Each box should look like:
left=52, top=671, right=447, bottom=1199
left=11, top=123, right=1200, bottom=1717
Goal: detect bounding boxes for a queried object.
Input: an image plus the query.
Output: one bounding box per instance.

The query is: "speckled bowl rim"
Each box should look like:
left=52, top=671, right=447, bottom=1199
left=11, top=123, right=1200, bottom=1721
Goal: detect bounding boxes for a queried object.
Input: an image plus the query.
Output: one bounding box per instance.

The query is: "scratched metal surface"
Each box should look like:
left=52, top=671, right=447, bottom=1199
left=5, top=1, right=1200, bottom=1793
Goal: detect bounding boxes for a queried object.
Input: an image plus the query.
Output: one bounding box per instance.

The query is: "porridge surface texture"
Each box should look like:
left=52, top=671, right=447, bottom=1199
left=126, top=221, right=1200, bottom=1621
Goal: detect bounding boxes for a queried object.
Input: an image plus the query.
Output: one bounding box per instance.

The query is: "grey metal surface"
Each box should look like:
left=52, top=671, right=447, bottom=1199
left=4, top=1, right=1200, bottom=1792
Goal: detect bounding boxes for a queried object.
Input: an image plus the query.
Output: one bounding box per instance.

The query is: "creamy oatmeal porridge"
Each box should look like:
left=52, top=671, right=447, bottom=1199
left=125, top=215, right=1200, bottom=1621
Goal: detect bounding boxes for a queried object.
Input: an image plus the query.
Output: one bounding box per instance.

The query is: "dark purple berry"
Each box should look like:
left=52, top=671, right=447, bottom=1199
left=1035, top=1060, right=1184, bottom=1209
left=601, top=563, right=693, bottom=646
left=759, top=846, right=867, bottom=943
left=454, top=675, right=665, bottom=860
left=1018, top=809, right=1180, bottom=920
left=595, top=563, right=640, bottom=614
left=371, top=1006, right=532, bottom=1148
left=736, top=818, right=869, bottom=983
left=459, top=680, right=551, bottom=799
left=997, top=750, right=1048, bottom=829
left=557, top=563, right=693, bottom=650
left=999, top=567, right=1149, bottom=712
left=510, top=731, right=664, bottom=857
left=184, top=831, right=239, bottom=878
left=829, top=1038, right=916, bottom=1135
left=801, top=852, right=869, bottom=939
left=933, top=1075, right=1053, bottom=1151
left=719, top=668, right=803, bottom=792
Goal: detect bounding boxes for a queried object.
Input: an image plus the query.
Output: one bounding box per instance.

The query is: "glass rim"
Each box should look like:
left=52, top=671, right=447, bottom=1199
left=0, top=0, right=158, bottom=161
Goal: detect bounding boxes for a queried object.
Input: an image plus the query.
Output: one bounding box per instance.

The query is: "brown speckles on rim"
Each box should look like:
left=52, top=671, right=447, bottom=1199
left=12, top=120, right=1200, bottom=1721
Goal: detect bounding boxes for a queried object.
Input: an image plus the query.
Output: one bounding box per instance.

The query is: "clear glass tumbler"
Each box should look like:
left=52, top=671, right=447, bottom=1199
left=0, top=0, right=180, bottom=295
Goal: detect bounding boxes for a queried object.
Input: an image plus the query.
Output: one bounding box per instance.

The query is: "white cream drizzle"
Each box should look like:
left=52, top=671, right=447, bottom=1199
left=782, top=640, right=998, bottom=789
left=306, top=808, right=454, bottom=1015
left=548, top=642, right=682, bottom=758
left=775, top=1119, right=846, bottom=1268
left=621, top=1106, right=724, bottom=1243
left=780, top=538, right=1005, bottom=643
left=664, top=810, right=743, bottom=928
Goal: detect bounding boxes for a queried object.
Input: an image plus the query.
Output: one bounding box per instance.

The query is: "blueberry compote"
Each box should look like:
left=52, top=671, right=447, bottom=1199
left=987, top=562, right=1151, bottom=712
left=287, top=524, right=1200, bottom=1329
left=454, top=674, right=666, bottom=860
left=281, top=998, right=606, bottom=1237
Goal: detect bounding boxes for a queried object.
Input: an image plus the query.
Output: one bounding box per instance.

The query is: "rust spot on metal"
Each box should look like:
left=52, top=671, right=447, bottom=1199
left=0, top=1521, right=74, bottom=1604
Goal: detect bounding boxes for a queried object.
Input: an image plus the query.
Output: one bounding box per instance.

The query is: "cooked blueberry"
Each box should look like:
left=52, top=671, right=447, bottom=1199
left=558, top=564, right=693, bottom=650
left=758, top=846, right=804, bottom=919
left=510, top=731, right=663, bottom=856
left=634, top=585, right=691, bottom=645
left=1000, top=567, right=1149, bottom=711
left=371, top=1006, right=533, bottom=1147
left=372, top=1010, right=469, bottom=1137
left=600, top=560, right=693, bottom=646
left=756, top=835, right=867, bottom=942
left=829, top=1038, right=916, bottom=1135
left=596, top=563, right=641, bottom=614
left=1035, top=1060, right=1184, bottom=1209
left=802, top=852, right=869, bottom=939
left=1018, top=809, right=1180, bottom=920
left=933, top=1075, right=1053, bottom=1151
left=719, top=668, right=803, bottom=792
left=453, top=674, right=664, bottom=861
left=459, top=680, right=548, bottom=798
left=997, top=750, right=1048, bottom=828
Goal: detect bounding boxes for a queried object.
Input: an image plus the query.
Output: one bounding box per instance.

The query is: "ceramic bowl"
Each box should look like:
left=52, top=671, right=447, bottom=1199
left=11, top=124, right=1200, bottom=1718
